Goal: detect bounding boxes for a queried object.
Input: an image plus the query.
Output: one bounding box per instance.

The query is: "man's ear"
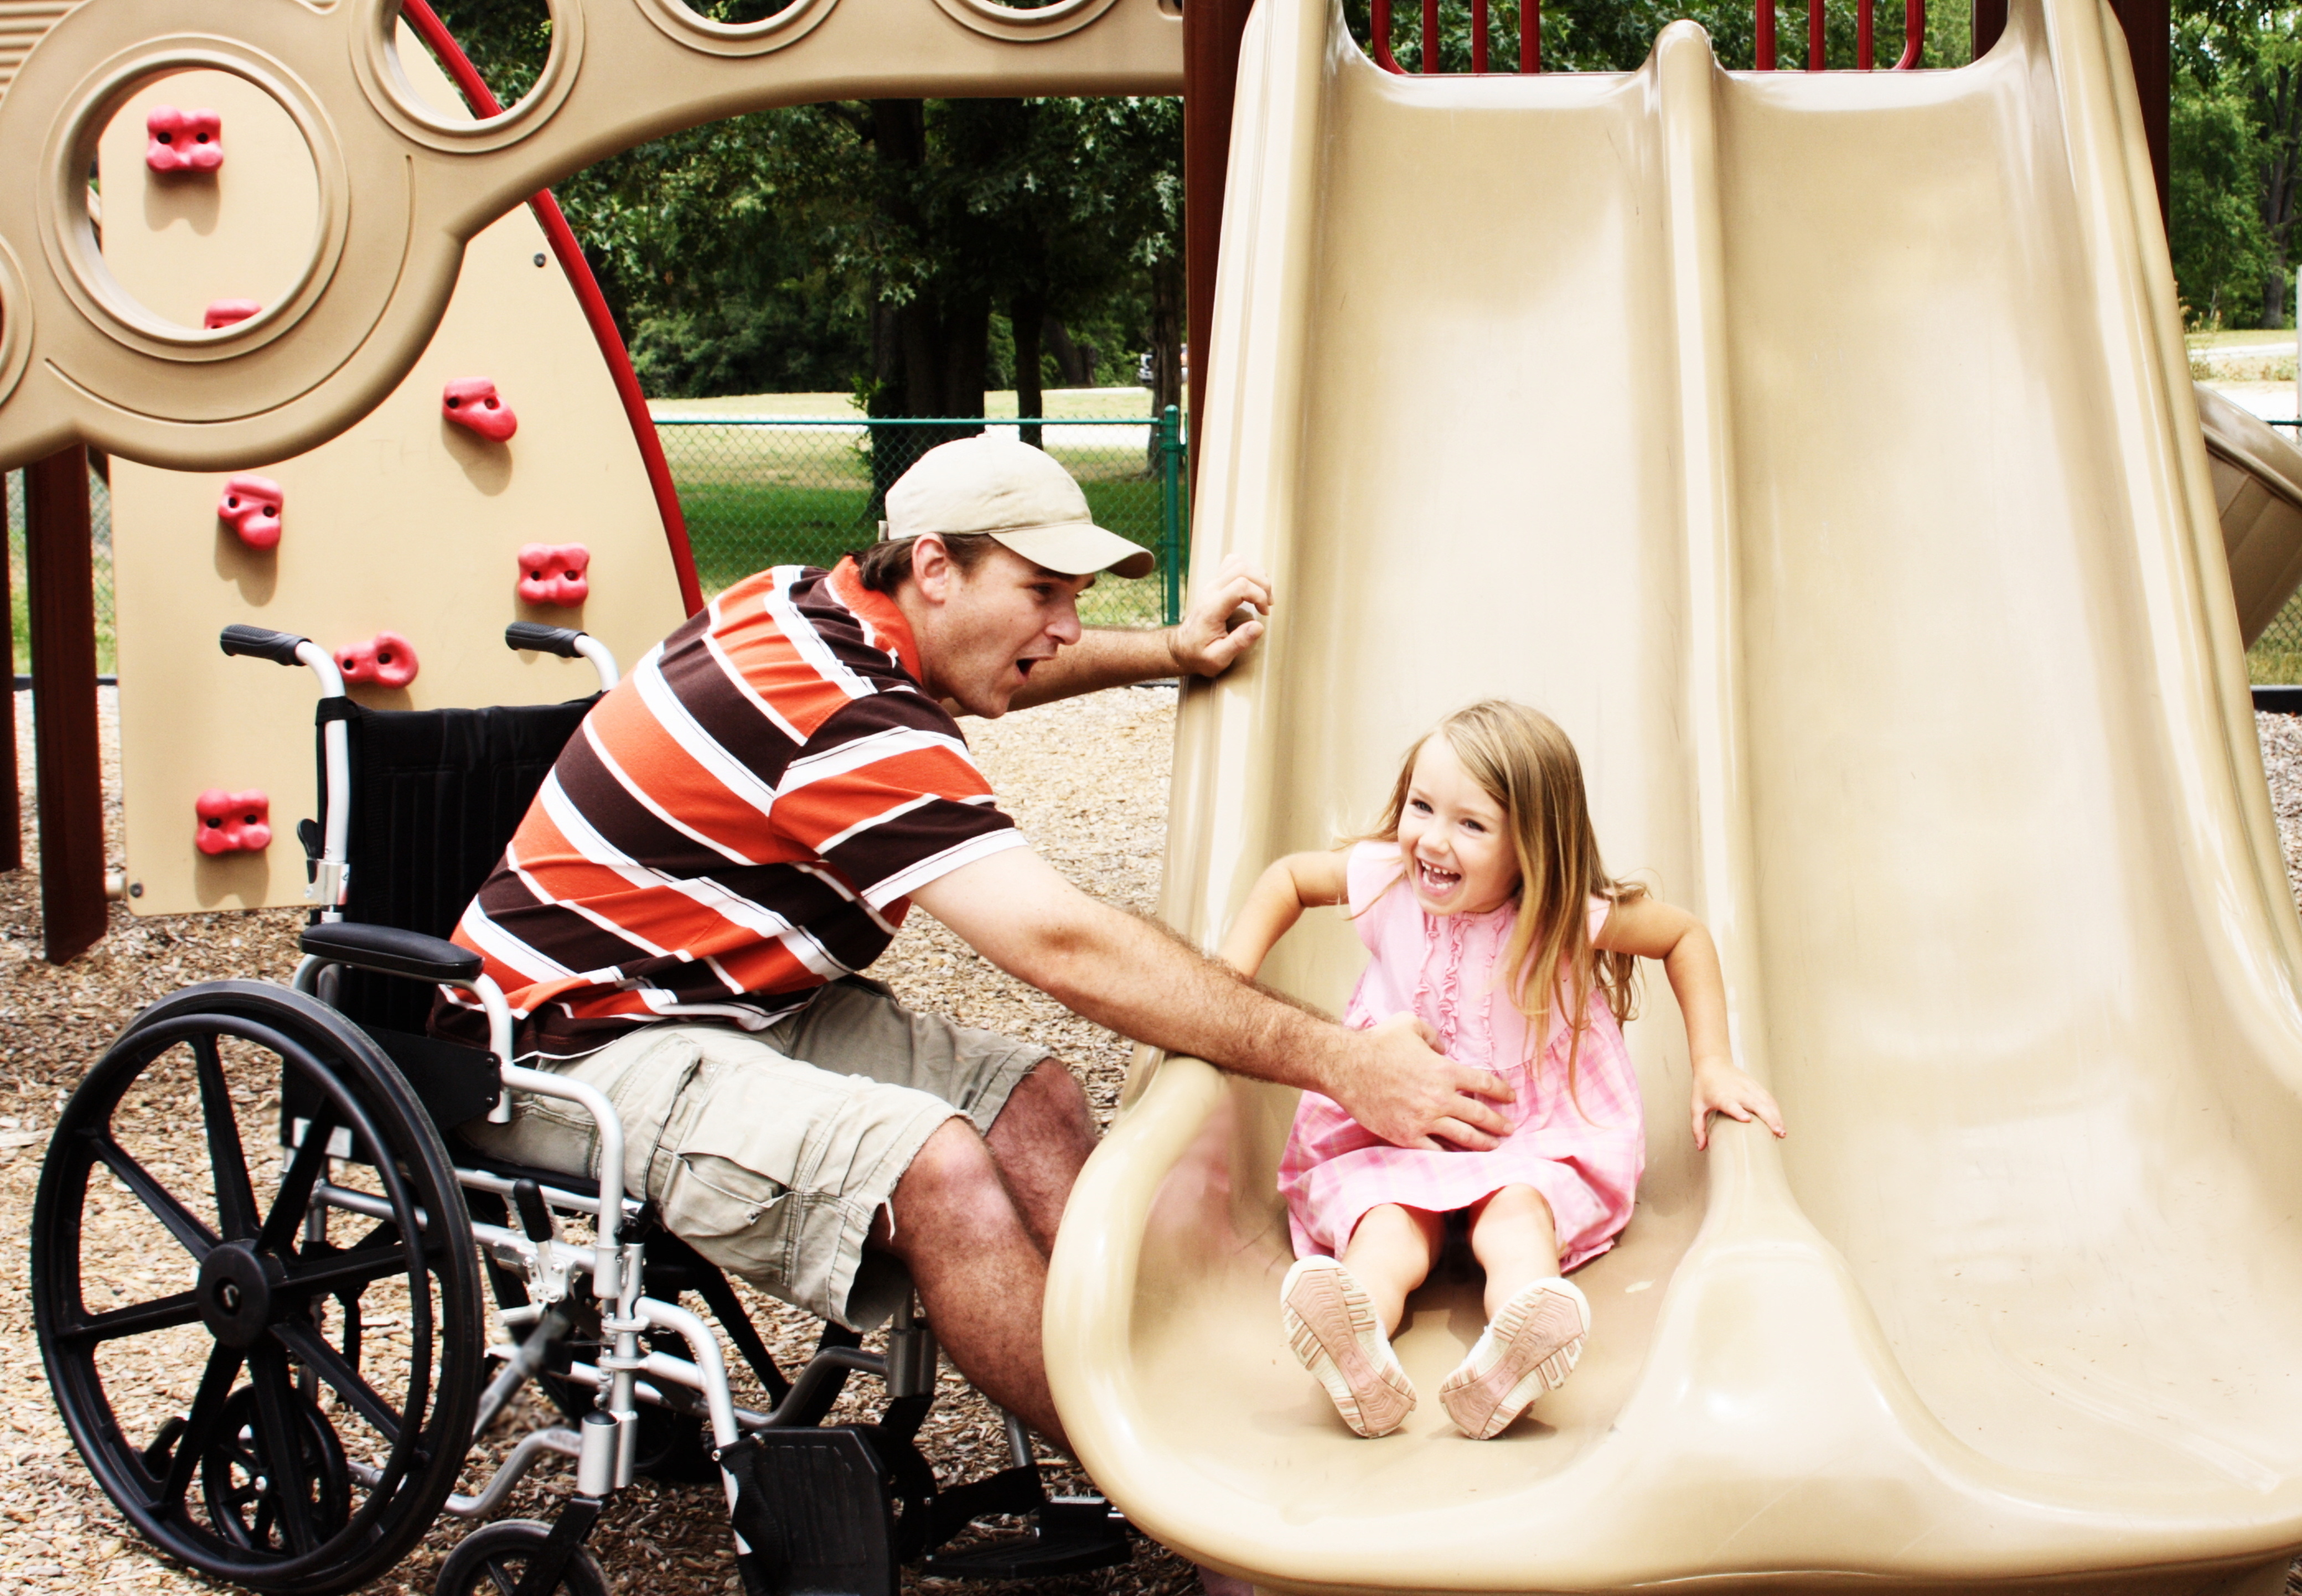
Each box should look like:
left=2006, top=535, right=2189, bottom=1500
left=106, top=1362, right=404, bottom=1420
left=909, top=533, right=954, bottom=602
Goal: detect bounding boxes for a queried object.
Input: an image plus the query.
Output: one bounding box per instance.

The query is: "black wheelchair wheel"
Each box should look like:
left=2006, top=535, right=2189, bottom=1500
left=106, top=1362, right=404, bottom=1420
left=435, top=1519, right=609, bottom=1596
left=32, top=981, right=484, bottom=1595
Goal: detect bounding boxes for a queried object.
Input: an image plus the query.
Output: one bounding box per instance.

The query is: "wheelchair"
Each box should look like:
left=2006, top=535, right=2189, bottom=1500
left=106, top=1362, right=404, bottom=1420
left=29, top=621, right=1130, bottom=1596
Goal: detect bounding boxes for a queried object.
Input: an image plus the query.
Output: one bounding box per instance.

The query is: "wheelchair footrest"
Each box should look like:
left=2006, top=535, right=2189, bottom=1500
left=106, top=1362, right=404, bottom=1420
left=920, top=1498, right=1132, bottom=1582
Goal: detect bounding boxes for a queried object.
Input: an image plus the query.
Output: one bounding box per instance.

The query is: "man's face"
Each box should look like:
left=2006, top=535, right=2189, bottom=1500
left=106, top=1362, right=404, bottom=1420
left=912, top=540, right=1093, bottom=717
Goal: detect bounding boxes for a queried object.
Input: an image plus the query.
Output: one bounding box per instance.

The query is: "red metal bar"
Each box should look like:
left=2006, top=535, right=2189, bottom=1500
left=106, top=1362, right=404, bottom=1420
left=0, top=473, right=19, bottom=875
left=1421, top=0, right=1439, bottom=70
left=1521, top=0, right=1540, bottom=71
left=1893, top=0, right=1925, bottom=65
left=1372, top=0, right=1405, bottom=70
left=1757, top=0, right=1776, bottom=68
left=1809, top=0, right=1825, bottom=68
left=1471, top=0, right=1487, bottom=72
left=397, top=1, right=705, bottom=616
left=1184, top=0, right=1258, bottom=503
left=25, top=448, right=105, bottom=963
left=1859, top=0, right=1874, bottom=67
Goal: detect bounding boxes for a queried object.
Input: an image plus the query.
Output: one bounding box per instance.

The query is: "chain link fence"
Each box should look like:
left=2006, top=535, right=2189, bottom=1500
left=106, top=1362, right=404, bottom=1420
left=655, top=411, right=1189, bottom=629
left=6, top=463, right=117, bottom=682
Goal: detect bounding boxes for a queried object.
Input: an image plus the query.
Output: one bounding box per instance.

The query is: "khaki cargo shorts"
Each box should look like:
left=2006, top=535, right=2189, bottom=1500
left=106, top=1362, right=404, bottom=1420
left=461, top=977, right=1047, bottom=1331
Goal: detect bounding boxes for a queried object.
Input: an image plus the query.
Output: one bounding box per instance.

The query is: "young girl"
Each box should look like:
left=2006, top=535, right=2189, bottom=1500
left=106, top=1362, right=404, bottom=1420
left=1220, top=700, right=1784, bottom=1441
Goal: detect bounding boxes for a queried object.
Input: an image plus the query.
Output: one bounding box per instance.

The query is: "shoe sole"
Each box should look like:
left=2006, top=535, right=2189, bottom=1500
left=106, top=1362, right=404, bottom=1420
left=1281, top=1262, right=1416, bottom=1438
left=1438, top=1284, right=1589, bottom=1440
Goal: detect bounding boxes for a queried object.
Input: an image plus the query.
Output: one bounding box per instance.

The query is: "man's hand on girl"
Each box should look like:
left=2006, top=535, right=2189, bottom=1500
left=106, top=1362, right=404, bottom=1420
left=1689, top=1059, right=1786, bottom=1149
left=1330, top=1012, right=1515, bottom=1151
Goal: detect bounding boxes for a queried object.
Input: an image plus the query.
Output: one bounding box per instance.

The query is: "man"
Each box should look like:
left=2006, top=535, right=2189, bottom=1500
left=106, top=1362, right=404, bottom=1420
left=446, top=436, right=1513, bottom=1445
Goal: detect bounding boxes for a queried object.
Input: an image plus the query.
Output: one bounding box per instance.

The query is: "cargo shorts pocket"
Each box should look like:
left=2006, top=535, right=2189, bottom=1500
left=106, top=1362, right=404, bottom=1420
left=659, top=1151, right=801, bottom=1287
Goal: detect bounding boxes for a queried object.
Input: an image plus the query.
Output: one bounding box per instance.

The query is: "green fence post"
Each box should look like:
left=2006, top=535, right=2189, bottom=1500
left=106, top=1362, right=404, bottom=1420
left=1158, top=403, right=1185, bottom=626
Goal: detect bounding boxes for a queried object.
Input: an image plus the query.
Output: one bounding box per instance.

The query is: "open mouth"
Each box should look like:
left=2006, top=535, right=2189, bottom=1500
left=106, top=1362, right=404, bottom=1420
left=1016, top=659, right=1038, bottom=678
left=1415, top=858, right=1462, bottom=898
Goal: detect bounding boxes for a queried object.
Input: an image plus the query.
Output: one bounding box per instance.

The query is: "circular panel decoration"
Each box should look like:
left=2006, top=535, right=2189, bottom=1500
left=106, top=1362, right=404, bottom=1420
left=352, top=0, right=583, bottom=154
left=923, top=0, right=1123, bottom=42
left=0, top=237, right=33, bottom=409
left=37, top=39, right=349, bottom=360
left=633, top=0, right=842, bottom=56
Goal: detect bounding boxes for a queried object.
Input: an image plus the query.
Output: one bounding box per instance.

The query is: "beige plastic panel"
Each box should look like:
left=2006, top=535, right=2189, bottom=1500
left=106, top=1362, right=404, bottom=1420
left=0, top=0, right=1180, bottom=474
left=1041, top=0, right=2302, bottom=1587
left=2197, top=383, right=2302, bottom=645
left=103, top=39, right=685, bottom=916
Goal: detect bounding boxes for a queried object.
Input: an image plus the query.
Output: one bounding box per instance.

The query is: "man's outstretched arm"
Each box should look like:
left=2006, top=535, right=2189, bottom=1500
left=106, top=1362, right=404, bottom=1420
left=996, top=553, right=1273, bottom=712
left=912, top=847, right=1512, bottom=1151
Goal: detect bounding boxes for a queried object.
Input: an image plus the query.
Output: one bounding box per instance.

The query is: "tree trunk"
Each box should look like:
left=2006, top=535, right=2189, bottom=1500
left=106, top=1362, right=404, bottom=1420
left=1146, top=251, right=1184, bottom=474
left=1013, top=288, right=1046, bottom=450
left=865, top=100, right=987, bottom=516
left=1044, top=316, right=1096, bottom=387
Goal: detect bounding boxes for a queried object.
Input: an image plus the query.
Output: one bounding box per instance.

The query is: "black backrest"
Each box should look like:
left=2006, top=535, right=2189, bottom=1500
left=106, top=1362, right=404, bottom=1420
left=317, top=695, right=597, bottom=1035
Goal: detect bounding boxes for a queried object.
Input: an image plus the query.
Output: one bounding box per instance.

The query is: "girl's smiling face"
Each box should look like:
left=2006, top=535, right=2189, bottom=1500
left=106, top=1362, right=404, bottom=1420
left=1396, top=735, right=1522, bottom=916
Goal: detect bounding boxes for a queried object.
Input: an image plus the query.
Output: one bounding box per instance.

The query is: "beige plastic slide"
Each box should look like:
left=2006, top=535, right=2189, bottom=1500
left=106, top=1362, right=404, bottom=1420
left=1042, top=0, right=2302, bottom=1587
left=2197, top=383, right=2302, bottom=644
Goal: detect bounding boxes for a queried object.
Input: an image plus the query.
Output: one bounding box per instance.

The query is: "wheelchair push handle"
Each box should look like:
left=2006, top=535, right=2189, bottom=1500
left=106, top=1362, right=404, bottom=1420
left=219, top=624, right=309, bottom=666
left=505, top=622, right=583, bottom=657
left=505, top=622, right=619, bottom=691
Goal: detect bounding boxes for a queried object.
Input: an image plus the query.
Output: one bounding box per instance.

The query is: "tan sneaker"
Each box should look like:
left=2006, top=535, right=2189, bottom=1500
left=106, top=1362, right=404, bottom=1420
left=1438, top=1277, right=1591, bottom=1439
left=1280, top=1258, right=1416, bottom=1437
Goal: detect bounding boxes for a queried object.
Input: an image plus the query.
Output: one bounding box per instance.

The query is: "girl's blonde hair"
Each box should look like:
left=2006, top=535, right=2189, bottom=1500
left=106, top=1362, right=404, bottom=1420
left=1365, top=701, right=1645, bottom=1100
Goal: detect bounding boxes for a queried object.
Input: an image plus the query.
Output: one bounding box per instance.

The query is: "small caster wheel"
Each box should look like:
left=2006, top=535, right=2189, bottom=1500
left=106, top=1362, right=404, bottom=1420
left=436, top=1519, right=610, bottom=1596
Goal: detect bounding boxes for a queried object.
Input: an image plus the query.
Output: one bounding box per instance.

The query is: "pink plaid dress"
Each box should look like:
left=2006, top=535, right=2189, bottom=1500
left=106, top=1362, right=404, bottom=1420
left=1279, top=841, right=1646, bottom=1271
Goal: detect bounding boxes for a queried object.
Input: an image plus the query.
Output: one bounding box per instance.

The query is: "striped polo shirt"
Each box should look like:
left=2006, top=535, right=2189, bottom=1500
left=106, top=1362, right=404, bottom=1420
left=440, top=557, right=1026, bottom=1061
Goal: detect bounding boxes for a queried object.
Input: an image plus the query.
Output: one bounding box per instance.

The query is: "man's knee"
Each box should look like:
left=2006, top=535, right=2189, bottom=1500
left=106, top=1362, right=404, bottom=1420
left=879, top=1117, right=1019, bottom=1254
left=993, top=1058, right=1094, bottom=1144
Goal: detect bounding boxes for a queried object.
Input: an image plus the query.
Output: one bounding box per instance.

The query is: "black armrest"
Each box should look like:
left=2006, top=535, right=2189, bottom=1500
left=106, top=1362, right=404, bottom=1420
left=220, top=624, right=309, bottom=666
left=301, top=923, right=483, bottom=984
left=505, top=623, right=586, bottom=659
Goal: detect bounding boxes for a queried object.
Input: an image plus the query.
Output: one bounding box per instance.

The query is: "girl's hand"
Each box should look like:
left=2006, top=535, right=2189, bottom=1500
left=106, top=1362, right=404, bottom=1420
left=1690, top=1058, right=1785, bottom=1149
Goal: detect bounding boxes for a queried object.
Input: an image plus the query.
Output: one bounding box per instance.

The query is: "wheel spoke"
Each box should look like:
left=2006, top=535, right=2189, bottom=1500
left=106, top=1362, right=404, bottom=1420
left=193, top=1035, right=260, bottom=1242
left=89, top=1133, right=219, bottom=1263
left=158, top=1341, right=246, bottom=1511
left=256, top=1120, right=334, bottom=1255
left=271, top=1317, right=401, bottom=1448
left=281, top=1242, right=414, bottom=1300
left=57, top=1289, right=203, bottom=1345
left=246, top=1346, right=322, bottom=1554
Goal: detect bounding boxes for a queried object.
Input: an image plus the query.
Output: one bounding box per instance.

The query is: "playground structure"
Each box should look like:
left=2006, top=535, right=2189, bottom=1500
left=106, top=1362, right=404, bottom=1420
left=13, top=0, right=2302, bottom=1593
left=1042, top=0, right=2302, bottom=1587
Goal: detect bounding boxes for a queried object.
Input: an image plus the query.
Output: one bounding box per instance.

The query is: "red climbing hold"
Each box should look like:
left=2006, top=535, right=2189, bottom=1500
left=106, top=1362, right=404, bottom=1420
left=146, top=106, right=223, bottom=174
left=518, top=543, right=591, bottom=607
left=217, top=475, right=283, bottom=551
left=443, top=377, right=518, bottom=442
left=335, top=630, right=421, bottom=690
left=194, top=789, right=271, bottom=856
left=204, top=299, right=260, bottom=329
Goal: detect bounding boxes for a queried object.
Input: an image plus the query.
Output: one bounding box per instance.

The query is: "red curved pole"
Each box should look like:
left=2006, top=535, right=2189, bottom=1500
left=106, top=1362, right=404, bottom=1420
left=1372, top=0, right=1406, bottom=70
left=397, top=1, right=705, bottom=617
left=1894, top=0, right=1927, bottom=67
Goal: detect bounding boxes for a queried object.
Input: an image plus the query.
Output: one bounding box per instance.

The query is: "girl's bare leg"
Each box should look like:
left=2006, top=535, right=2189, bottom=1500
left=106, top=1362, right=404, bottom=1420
left=1280, top=1205, right=1442, bottom=1438
left=1442, top=1186, right=1587, bottom=1439
left=1340, top=1203, right=1446, bottom=1334
left=1466, top=1185, right=1562, bottom=1318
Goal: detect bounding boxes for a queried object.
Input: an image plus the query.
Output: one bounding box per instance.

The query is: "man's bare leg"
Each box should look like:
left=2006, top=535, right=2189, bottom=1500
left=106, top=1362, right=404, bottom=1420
left=873, top=1116, right=1068, bottom=1448
left=983, top=1058, right=1096, bottom=1256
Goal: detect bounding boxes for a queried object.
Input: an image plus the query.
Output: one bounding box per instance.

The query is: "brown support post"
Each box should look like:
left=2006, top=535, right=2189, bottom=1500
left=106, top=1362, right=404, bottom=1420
left=0, top=472, right=19, bottom=874
left=24, top=447, right=106, bottom=962
left=1974, top=0, right=2166, bottom=229
left=1184, top=0, right=1258, bottom=502
left=2110, top=0, right=2170, bottom=230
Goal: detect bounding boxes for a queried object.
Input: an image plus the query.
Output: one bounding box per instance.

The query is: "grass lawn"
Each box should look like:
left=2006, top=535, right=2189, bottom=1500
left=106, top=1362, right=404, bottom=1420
left=661, top=412, right=1181, bottom=629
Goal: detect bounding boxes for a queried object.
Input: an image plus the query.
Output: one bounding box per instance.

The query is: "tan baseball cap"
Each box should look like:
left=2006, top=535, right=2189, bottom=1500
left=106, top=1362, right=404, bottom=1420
left=882, top=434, right=1156, bottom=579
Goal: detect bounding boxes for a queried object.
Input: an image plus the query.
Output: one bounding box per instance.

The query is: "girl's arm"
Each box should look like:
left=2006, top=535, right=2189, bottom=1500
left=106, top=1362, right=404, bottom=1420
left=1219, top=849, right=1351, bottom=978
left=1596, top=895, right=1786, bottom=1149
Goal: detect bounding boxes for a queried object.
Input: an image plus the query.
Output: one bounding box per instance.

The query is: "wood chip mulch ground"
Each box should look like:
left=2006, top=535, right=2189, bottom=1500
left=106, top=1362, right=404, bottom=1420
left=6, top=690, right=2302, bottom=1596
